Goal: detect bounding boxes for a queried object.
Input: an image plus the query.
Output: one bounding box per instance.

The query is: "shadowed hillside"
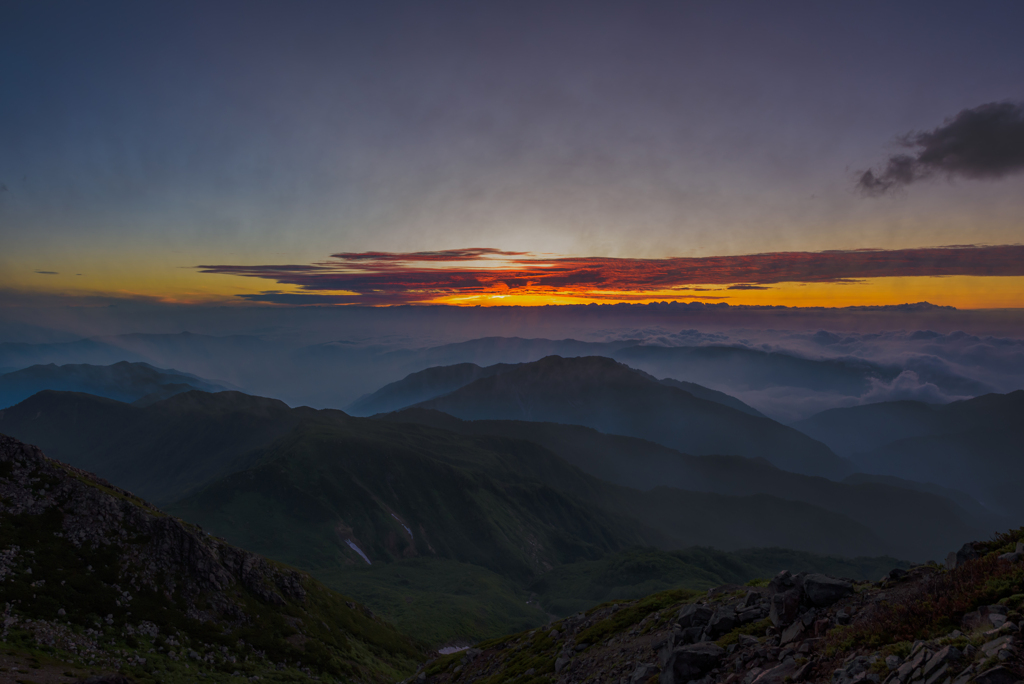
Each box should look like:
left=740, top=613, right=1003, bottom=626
left=0, top=433, right=421, bottom=683
left=796, top=391, right=1024, bottom=517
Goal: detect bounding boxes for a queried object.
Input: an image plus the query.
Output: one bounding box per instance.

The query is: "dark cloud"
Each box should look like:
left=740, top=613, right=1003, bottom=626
left=197, top=244, right=1024, bottom=305
left=329, top=249, right=528, bottom=264
left=34, top=270, right=58, bottom=275
left=859, top=101, right=1024, bottom=195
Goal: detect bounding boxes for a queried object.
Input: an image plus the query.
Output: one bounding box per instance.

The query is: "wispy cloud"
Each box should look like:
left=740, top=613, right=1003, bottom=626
left=197, top=244, right=1024, bottom=305
left=859, top=101, right=1024, bottom=195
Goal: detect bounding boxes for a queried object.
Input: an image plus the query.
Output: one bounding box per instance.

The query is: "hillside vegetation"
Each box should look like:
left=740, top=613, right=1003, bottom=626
left=0, top=434, right=421, bottom=683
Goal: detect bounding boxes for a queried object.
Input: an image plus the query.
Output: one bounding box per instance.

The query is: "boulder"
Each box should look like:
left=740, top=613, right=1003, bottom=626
left=963, top=605, right=1008, bottom=632
left=946, top=543, right=979, bottom=570
left=738, top=606, right=763, bottom=624
left=652, top=634, right=675, bottom=668
left=768, top=570, right=795, bottom=595
left=832, top=655, right=871, bottom=684
left=662, top=642, right=726, bottom=684
left=770, top=590, right=801, bottom=627
left=974, top=667, right=1019, bottom=684
left=780, top=620, right=806, bottom=645
left=741, top=590, right=764, bottom=608
left=750, top=658, right=802, bottom=684
left=707, top=606, right=738, bottom=637
left=921, top=645, right=961, bottom=680
left=678, top=603, right=714, bottom=629
left=803, top=574, right=854, bottom=607
left=679, top=625, right=704, bottom=645
left=554, top=655, right=571, bottom=673
left=629, top=662, right=658, bottom=684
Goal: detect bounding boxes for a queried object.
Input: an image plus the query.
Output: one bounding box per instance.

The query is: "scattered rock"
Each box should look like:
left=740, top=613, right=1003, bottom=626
left=963, top=605, right=1008, bottom=632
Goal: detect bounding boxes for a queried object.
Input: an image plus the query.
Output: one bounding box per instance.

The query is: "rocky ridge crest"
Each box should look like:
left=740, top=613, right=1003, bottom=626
left=0, top=433, right=420, bottom=683
left=415, top=536, right=1024, bottom=684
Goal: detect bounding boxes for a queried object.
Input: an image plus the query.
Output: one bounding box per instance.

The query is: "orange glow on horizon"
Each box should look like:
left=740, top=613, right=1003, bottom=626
left=418, top=275, right=1024, bottom=309
left=5, top=246, right=1024, bottom=310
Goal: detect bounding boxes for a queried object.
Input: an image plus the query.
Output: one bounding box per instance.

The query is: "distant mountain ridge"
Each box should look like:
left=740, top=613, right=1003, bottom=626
left=796, top=391, right=1024, bottom=518
left=0, top=333, right=995, bottom=420
left=411, top=355, right=847, bottom=478
left=0, top=360, right=231, bottom=409
left=348, top=362, right=516, bottom=416
left=348, top=359, right=765, bottom=418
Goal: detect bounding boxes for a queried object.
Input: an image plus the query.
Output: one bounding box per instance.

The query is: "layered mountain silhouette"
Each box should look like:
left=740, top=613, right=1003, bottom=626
left=380, top=408, right=993, bottom=561
left=796, top=391, right=1024, bottom=518
left=2, top=387, right=993, bottom=561
left=0, top=360, right=231, bottom=409
left=409, top=355, right=847, bottom=478
left=2, top=386, right=1008, bottom=646
left=0, top=389, right=889, bottom=559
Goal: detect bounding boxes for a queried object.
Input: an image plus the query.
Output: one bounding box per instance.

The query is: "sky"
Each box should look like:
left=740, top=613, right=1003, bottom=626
left=1, top=0, right=1023, bottom=309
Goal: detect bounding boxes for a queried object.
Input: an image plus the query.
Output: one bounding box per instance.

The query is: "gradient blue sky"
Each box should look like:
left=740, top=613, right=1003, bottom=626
left=1, top=1, right=1022, bottom=306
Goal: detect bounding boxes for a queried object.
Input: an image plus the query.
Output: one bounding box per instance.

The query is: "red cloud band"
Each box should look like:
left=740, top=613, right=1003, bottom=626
left=197, top=244, right=1024, bottom=304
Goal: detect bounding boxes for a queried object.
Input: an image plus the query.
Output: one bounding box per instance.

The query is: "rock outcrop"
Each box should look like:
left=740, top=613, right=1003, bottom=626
left=0, top=433, right=420, bottom=682
left=413, top=535, right=1024, bottom=684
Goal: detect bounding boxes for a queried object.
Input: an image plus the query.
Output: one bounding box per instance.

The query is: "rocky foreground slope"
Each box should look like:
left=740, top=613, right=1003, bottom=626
left=0, top=433, right=421, bottom=683
left=415, top=536, right=1024, bottom=684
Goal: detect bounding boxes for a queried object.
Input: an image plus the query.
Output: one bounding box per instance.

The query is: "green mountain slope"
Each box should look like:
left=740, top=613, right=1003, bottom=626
left=413, top=355, right=849, bottom=478
left=168, top=420, right=650, bottom=583
left=381, top=409, right=988, bottom=561
left=1, top=390, right=915, bottom=646
left=0, top=433, right=421, bottom=683
left=0, top=389, right=309, bottom=505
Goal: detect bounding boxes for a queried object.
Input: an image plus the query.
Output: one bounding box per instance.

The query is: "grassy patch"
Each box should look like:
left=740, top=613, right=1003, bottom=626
left=314, top=558, right=548, bottom=647
left=824, top=550, right=1024, bottom=651
left=574, top=589, right=697, bottom=647
left=717, top=618, right=771, bottom=647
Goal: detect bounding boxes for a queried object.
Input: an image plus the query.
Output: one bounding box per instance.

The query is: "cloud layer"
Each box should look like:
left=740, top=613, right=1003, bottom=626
left=198, top=245, right=1024, bottom=305
left=859, top=101, right=1024, bottom=195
